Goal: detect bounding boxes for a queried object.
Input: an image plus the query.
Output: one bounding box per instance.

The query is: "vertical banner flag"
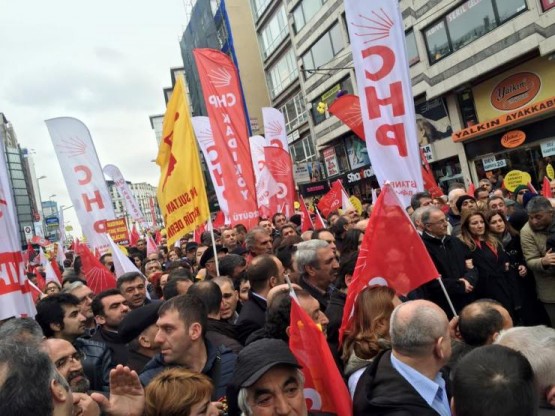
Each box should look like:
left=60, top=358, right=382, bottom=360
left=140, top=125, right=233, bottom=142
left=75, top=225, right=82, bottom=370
left=289, top=296, right=352, bottom=415
left=264, top=146, right=295, bottom=217
left=149, top=197, right=157, bottom=227
left=156, top=77, right=210, bottom=248
left=46, top=117, right=117, bottom=251
left=0, top=145, right=36, bottom=319
left=249, top=135, right=280, bottom=218
left=193, top=116, right=230, bottom=223
left=103, top=164, right=147, bottom=227
left=193, top=48, right=259, bottom=228
left=344, top=1, right=423, bottom=206
left=339, top=183, right=439, bottom=342
left=262, top=107, right=289, bottom=151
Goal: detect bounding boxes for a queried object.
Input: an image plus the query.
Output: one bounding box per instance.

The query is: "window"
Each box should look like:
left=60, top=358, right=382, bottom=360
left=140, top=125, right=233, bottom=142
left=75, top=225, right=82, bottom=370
left=290, top=136, right=316, bottom=162
left=292, top=0, right=326, bottom=33
left=311, top=77, right=353, bottom=125
left=280, top=92, right=308, bottom=133
left=405, top=31, right=419, bottom=66
left=250, top=0, right=271, bottom=19
left=424, top=0, right=527, bottom=64
left=302, top=24, right=345, bottom=75
left=267, top=49, right=298, bottom=98
left=259, top=6, right=289, bottom=59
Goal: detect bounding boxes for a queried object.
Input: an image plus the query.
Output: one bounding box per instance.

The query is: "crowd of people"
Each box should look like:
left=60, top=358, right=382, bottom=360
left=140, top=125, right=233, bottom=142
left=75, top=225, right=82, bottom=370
left=1, top=180, right=555, bottom=415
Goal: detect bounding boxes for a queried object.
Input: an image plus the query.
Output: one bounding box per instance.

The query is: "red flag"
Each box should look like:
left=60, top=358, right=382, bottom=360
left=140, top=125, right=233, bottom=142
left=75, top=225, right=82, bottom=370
left=154, top=229, right=162, bottom=245
left=289, top=297, right=352, bottom=415
left=299, top=196, right=314, bottom=233
left=543, top=177, right=552, bottom=198
left=146, top=235, right=158, bottom=256
left=264, top=146, right=295, bottom=218
left=328, top=94, right=365, bottom=140
left=314, top=207, right=326, bottom=230
left=419, top=149, right=443, bottom=198
left=339, top=183, right=439, bottom=342
left=129, top=223, right=140, bottom=247
left=34, top=267, right=46, bottom=291
left=26, top=242, right=37, bottom=264
left=193, top=223, right=205, bottom=244
left=76, top=245, right=117, bottom=294
left=194, top=48, right=259, bottom=229
left=467, top=182, right=476, bottom=196
left=212, top=211, right=225, bottom=229
left=49, top=258, right=63, bottom=284
left=317, top=180, right=343, bottom=217
left=31, top=235, right=51, bottom=247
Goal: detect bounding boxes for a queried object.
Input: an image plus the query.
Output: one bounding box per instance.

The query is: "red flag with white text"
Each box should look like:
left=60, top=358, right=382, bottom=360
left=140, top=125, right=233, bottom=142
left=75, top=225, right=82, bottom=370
left=339, top=183, right=439, bottom=342
left=290, top=297, right=352, bottom=415
left=194, top=48, right=259, bottom=228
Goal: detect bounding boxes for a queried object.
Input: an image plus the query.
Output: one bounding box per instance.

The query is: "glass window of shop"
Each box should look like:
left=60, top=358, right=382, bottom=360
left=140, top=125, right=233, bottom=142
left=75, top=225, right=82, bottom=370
left=430, top=156, right=464, bottom=194
left=475, top=145, right=552, bottom=189
left=302, top=23, right=345, bottom=76
left=311, top=77, right=354, bottom=125
left=424, top=0, right=527, bottom=64
left=293, top=0, right=326, bottom=33
left=280, top=92, right=308, bottom=133
left=405, top=30, right=420, bottom=66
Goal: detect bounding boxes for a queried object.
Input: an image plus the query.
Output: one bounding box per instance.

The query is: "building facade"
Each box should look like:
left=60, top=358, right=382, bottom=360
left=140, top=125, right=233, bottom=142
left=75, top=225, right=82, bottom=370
left=0, top=113, right=40, bottom=247
left=107, top=180, right=163, bottom=229
left=250, top=0, right=555, bottom=200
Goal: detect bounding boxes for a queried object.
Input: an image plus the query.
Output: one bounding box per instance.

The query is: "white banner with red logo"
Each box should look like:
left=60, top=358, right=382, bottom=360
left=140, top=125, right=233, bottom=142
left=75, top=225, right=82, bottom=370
left=249, top=135, right=280, bottom=218
left=103, top=164, right=147, bottom=227
left=193, top=116, right=230, bottom=224
left=46, top=117, right=116, bottom=251
left=262, top=107, right=289, bottom=151
left=0, top=146, right=36, bottom=319
left=344, top=0, right=423, bottom=206
left=193, top=49, right=259, bottom=228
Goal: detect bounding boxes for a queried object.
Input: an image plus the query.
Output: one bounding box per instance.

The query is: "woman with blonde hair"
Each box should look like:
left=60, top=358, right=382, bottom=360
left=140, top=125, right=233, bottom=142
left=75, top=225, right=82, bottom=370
left=341, top=285, right=400, bottom=396
left=145, top=368, right=219, bottom=416
left=460, top=210, right=520, bottom=320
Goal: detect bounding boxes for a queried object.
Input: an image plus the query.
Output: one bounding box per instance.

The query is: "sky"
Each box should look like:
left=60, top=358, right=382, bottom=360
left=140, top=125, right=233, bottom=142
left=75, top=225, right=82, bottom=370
left=0, top=0, right=190, bottom=237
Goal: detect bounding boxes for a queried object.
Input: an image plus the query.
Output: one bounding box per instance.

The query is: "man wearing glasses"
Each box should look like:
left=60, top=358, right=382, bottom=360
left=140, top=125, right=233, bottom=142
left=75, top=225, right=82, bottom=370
left=42, top=338, right=91, bottom=393
left=420, top=207, right=478, bottom=318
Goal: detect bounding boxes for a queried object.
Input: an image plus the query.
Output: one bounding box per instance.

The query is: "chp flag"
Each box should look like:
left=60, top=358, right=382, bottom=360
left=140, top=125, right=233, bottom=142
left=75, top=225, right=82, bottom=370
left=0, top=143, right=36, bottom=319
left=193, top=48, right=259, bottom=228
left=339, top=183, right=439, bottom=342
left=156, top=76, right=210, bottom=247
left=46, top=117, right=117, bottom=252
left=344, top=0, right=423, bottom=206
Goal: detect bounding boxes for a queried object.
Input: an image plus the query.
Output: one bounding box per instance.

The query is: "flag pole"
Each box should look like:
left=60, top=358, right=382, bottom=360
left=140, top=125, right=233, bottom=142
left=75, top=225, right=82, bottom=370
left=207, top=216, right=220, bottom=277
left=436, top=276, right=458, bottom=318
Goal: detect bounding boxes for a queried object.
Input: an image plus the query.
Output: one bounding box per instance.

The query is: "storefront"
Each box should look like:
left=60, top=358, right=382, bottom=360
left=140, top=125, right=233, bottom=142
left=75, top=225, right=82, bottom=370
left=452, top=57, right=555, bottom=187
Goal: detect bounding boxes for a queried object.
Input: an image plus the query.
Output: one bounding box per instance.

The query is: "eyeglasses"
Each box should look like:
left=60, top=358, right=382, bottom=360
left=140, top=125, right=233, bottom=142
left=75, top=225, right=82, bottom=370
left=55, top=351, right=85, bottom=369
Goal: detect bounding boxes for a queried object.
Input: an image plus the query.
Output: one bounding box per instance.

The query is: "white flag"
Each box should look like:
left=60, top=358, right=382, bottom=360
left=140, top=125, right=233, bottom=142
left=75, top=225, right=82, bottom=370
left=262, top=107, right=289, bottom=152
left=46, top=117, right=116, bottom=251
left=192, top=116, right=230, bottom=222
left=105, top=234, right=142, bottom=279
left=103, top=164, right=147, bottom=227
left=0, top=143, right=36, bottom=319
left=344, top=0, right=423, bottom=206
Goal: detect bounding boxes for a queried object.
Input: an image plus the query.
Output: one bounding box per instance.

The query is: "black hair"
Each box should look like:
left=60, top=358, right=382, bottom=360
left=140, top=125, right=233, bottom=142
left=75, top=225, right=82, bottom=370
left=187, top=281, right=223, bottom=316
left=218, top=254, right=247, bottom=277
left=159, top=294, right=207, bottom=338
left=91, top=288, right=123, bottom=317
left=459, top=301, right=505, bottom=347
left=341, top=229, right=363, bottom=257
left=246, top=255, right=279, bottom=293
left=410, top=191, right=431, bottom=210
left=452, top=345, right=537, bottom=416
left=116, top=271, right=144, bottom=289
left=163, top=276, right=193, bottom=300
left=337, top=251, right=358, bottom=290
left=35, top=293, right=80, bottom=337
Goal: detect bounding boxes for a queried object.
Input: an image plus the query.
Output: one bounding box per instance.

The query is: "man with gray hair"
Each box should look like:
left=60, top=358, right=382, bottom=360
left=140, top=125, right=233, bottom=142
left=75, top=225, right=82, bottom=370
left=245, top=226, right=273, bottom=260
left=296, top=239, right=339, bottom=312
left=496, top=325, right=555, bottom=413
left=0, top=317, right=44, bottom=345
left=63, top=281, right=96, bottom=332
left=520, top=196, right=555, bottom=326
left=353, top=300, right=452, bottom=415
left=411, top=206, right=428, bottom=234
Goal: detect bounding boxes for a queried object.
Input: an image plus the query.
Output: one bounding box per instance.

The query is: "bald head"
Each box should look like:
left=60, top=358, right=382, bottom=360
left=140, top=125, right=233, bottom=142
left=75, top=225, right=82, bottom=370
left=459, top=300, right=512, bottom=346
left=390, top=300, right=449, bottom=357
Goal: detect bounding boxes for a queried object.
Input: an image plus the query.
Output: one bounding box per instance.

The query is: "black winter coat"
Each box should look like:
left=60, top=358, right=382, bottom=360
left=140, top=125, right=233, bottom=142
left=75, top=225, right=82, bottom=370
left=74, top=337, right=115, bottom=392
left=235, top=291, right=267, bottom=345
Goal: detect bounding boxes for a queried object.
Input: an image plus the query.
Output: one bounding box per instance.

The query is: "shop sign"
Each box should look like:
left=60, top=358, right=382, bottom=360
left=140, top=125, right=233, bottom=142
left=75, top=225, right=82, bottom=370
left=323, top=147, right=340, bottom=177
left=105, top=218, right=130, bottom=245
left=541, top=139, right=555, bottom=157
left=491, top=72, right=541, bottom=111
left=452, top=96, right=555, bottom=142
left=23, top=225, right=33, bottom=241
left=345, top=165, right=374, bottom=184
left=541, top=0, right=555, bottom=12
left=298, top=180, right=330, bottom=197
left=500, top=130, right=526, bottom=148
left=421, top=144, right=436, bottom=163
left=293, top=163, right=312, bottom=184
left=482, top=155, right=507, bottom=171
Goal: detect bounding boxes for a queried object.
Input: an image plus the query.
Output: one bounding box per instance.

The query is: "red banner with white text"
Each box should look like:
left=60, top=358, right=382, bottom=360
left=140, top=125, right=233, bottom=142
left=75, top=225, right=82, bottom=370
left=193, top=49, right=259, bottom=228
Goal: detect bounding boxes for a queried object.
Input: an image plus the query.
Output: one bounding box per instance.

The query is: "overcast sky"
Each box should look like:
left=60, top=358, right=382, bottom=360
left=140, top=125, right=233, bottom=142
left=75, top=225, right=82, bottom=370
left=0, top=0, right=189, bottom=236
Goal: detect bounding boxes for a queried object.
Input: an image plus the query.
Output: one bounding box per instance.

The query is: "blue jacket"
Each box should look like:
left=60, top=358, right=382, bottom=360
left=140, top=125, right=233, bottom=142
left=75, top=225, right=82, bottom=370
left=139, top=340, right=236, bottom=400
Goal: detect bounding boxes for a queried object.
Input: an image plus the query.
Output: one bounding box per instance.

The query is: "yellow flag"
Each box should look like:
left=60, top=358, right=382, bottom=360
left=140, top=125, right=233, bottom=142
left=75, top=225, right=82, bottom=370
left=156, top=77, right=210, bottom=247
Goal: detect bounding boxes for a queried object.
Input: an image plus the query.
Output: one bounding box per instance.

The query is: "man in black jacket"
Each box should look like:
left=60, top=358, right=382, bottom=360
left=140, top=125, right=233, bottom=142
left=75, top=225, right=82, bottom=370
left=35, top=293, right=114, bottom=391
left=419, top=207, right=477, bottom=317
left=139, top=294, right=236, bottom=400
left=353, top=300, right=452, bottom=415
